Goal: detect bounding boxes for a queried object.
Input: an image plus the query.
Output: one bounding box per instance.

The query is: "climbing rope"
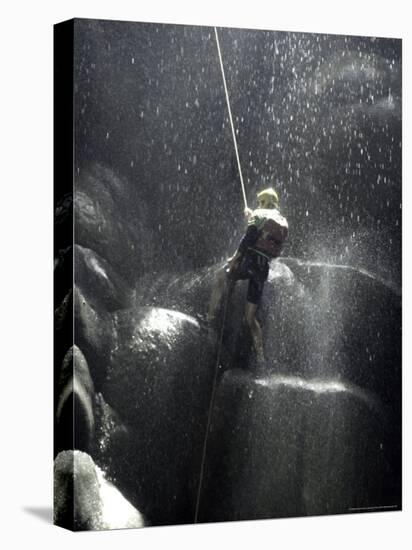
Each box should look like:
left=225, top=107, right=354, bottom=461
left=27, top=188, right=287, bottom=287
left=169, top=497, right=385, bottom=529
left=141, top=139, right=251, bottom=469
left=194, top=280, right=233, bottom=523
left=214, top=27, right=248, bottom=210
left=194, top=28, right=246, bottom=524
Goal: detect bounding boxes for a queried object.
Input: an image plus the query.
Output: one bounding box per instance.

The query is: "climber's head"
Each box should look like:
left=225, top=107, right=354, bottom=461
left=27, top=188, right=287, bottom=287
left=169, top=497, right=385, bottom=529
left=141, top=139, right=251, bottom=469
left=257, top=187, right=279, bottom=209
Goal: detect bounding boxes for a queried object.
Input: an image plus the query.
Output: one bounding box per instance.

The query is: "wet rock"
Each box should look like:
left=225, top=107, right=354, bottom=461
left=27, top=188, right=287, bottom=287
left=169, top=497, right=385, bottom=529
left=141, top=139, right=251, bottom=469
left=260, top=259, right=401, bottom=413
left=55, top=346, right=95, bottom=456
left=59, top=259, right=400, bottom=525
left=131, top=260, right=401, bottom=415
left=74, top=286, right=116, bottom=390
left=198, top=369, right=396, bottom=522
left=92, top=392, right=131, bottom=484
left=75, top=164, right=155, bottom=284
left=119, top=261, right=400, bottom=522
left=132, top=265, right=218, bottom=319
left=75, top=244, right=132, bottom=311
left=100, top=306, right=216, bottom=525
left=54, top=450, right=145, bottom=530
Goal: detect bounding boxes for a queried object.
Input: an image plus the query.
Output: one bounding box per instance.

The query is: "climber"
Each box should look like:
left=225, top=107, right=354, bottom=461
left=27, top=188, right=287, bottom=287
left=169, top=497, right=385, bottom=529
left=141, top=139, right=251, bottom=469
left=208, top=187, right=288, bottom=366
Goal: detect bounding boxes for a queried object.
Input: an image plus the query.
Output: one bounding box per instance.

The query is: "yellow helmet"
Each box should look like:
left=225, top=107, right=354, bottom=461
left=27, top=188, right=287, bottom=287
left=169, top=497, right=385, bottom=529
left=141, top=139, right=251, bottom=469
left=257, top=187, right=279, bottom=209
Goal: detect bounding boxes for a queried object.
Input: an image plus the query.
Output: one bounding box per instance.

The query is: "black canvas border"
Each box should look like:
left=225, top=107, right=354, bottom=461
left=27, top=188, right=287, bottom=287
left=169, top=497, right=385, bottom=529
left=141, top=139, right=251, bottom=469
left=53, top=18, right=75, bottom=531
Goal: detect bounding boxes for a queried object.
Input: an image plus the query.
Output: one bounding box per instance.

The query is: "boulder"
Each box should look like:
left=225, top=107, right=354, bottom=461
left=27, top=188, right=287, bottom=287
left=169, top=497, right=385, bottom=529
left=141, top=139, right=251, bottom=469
left=197, top=369, right=396, bottom=521
left=99, top=306, right=216, bottom=525
left=75, top=244, right=132, bottom=311
left=55, top=346, right=95, bottom=456
left=75, top=164, right=155, bottom=284
left=54, top=450, right=145, bottom=530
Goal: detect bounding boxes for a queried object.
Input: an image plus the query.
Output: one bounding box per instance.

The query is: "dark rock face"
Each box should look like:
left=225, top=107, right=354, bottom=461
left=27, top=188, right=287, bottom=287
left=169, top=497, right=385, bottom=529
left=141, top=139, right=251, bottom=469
left=55, top=346, right=95, bottom=455
left=55, top=255, right=400, bottom=526
left=197, top=370, right=394, bottom=522
left=154, top=260, right=400, bottom=522
left=54, top=450, right=145, bottom=530
left=74, top=164, right=155, bottom=285
left=73, top=285, right=116, bottom=390
left=55, top=174, right=401, bottom=525
left=75, top=244, right=132, bottom=311
left=259, top=259, right=401, bottom=407
left=99, top=307, right=216, bottom=525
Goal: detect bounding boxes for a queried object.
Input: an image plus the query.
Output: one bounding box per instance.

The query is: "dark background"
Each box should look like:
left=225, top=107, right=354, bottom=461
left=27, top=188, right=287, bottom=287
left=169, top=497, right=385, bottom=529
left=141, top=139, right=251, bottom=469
left=73, top=19, right=401, bottom=287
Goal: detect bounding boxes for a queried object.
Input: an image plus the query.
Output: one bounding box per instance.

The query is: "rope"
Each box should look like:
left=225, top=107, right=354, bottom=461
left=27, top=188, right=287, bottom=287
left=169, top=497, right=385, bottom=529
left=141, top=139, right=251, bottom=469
left=214, top=27, right=248, bottom=210
left=194, top=28, right=246, bottom=523
left=194, top=280, right=233, bottom=523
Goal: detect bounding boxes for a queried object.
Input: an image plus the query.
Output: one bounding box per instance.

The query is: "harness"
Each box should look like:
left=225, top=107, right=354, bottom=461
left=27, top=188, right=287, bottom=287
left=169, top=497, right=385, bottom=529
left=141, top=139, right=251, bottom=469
left=249, top=208, right=289, bottom=259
